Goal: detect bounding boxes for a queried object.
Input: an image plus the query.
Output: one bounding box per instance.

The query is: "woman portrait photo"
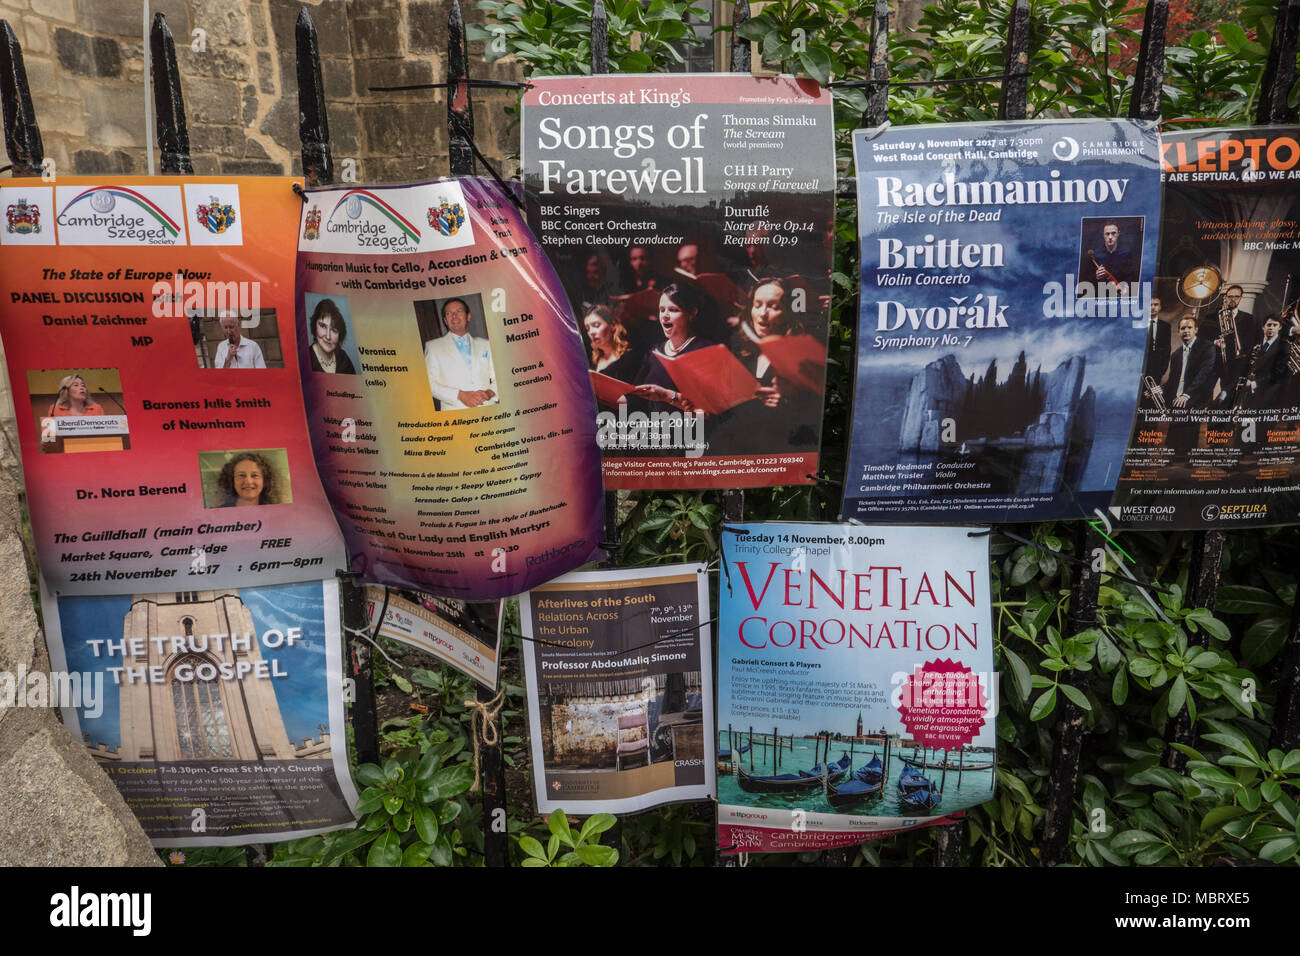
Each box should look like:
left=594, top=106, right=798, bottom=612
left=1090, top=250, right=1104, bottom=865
left=47, top=373, right=104, bottom=417
left=308, top=298, right=358, bottom=375
left=715, top=276, right=821, bottom=454
left=632, top=282, right=719, bottom=412
left=584, top=305, right=641, bottom=382
left=216, top=452, right=280, bottom=507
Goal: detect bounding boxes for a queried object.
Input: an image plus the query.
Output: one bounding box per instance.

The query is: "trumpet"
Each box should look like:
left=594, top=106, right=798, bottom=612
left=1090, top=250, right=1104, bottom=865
left=1143, top=374, right=1166, bottom=411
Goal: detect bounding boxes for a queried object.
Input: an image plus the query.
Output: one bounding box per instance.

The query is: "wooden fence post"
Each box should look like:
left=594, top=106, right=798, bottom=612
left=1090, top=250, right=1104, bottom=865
left=0, top=20, right=42, bottom=175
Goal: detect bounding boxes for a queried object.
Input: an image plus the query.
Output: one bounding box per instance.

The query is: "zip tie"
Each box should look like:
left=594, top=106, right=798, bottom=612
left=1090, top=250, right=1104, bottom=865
left=720, top=524, right=749, bottom=535
left=343, top=622, right=404, bottom=670
left=291, top=182, right=309, bottom=204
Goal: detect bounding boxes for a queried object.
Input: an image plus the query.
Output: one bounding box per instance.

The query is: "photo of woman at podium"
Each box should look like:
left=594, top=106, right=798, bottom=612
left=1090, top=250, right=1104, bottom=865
left=47, top=374, right=104, bottom=418
left=28, top=368, right=130, bottom=454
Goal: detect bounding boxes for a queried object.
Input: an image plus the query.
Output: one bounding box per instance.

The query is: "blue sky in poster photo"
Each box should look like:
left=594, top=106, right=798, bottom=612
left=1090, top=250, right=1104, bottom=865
left=59, top=580, right=330, bottom=748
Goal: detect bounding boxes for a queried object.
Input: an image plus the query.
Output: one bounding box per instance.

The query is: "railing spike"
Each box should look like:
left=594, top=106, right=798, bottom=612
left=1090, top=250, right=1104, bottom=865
left=998, top=0, right=1030, bottom=121
left=591, top=0, right=609, bottom=75
left=0, top=19, right=44, bottom=175
left=1257, top=0, right=1300, bottom=125
left=297, top=8, right=334, bottom=187
left=1128, top=0, right=1168, bottom=120
left=151, top=12, right=193, bottom=175
left=731, top=0, right=751, bottom=73
left=447, top=0, right=475, bottom=176
left=864, top=0, right=889, bottom=127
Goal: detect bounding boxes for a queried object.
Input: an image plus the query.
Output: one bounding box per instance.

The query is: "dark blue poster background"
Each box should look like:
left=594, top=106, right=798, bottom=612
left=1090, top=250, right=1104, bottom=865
left=843, top=120, right=1161, bottom=524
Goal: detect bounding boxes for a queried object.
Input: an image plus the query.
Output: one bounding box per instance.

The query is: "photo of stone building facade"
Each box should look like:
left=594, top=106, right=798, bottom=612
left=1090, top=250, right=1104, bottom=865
left=88, top=588, right=329, bottom=763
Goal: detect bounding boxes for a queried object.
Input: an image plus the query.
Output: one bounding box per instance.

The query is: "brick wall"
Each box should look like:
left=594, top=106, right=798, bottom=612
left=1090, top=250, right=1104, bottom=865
left=4, top=0, right=521, bottom=182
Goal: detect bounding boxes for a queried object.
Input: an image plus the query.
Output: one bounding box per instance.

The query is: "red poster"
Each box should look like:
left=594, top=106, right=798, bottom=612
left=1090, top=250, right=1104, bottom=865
left=0, top=176, right=346, bottom=595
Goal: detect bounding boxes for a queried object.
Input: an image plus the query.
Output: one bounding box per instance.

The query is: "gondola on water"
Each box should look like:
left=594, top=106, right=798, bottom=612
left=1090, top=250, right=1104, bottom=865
left=897, top=764, right=943, bottom=812
left=736, top=753, right=850, bottom=794
left=827, top=757, right=886, bottom=809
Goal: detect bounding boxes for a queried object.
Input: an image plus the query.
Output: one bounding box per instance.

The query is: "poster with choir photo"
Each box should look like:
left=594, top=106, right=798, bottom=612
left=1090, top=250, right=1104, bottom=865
left=1111, top=126, right=1300, bottom=529
left=843, top=120, right=1161, bottom=524
left=521, top=75, right=836, bottom=490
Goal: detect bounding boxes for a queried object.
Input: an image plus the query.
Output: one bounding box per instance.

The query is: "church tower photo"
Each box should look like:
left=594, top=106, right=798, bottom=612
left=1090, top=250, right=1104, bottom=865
left=114, top=589, right=300, bottom=761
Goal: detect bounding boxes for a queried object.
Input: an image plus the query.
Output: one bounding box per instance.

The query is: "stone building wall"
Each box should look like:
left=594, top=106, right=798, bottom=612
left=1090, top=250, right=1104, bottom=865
left=4, top=0, right=522, bottom=183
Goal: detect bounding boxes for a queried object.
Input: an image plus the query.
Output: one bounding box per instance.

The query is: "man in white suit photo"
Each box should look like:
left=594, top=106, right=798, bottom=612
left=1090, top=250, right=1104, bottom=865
left=423, top=296, right=497, bottom=410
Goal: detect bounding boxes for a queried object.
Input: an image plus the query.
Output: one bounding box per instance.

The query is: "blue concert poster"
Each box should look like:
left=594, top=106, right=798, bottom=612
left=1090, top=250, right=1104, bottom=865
left=842, top=120, right=1161, bottom=524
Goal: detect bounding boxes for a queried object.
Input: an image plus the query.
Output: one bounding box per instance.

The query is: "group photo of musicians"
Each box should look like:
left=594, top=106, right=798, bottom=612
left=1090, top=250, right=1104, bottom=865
left=569, top=231, right=831, bottom=458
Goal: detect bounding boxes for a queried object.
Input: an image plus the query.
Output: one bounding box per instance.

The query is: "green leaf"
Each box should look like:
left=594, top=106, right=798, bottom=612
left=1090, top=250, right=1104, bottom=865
left=427, top=763, right=475, bottom=801
left=1029, top=687, right=1057, bottom=721
left=1260, top=836, right=1300, bottom=863
left=1200, top=805, right=1247, bottom=832
left=1188, top=765, right=1237, bottom=789
left=402, top=841, right=433, bottom=867
left=797, top=46, right=833, bottom=85
left=413, top=805, right=439, bottom=844
left=429, top=837, right=454, bottom=867
left=392, top=674, right=413, bottom=693
left=1243, top=616, right=1289, bottom=666
left=439, top=800, right=463, bottom=825
left=354, top=763, right=385, bottom=787
left=1061, top=683, right=1091, bottom=711
left=318, top=827, right=380, bottom=866
left=1002, top=647, right=1032, bottom=700
left=575, top=844, right=620, bottom=867
left=1184, top=608, right=1230, bottom=641
left=1214, top=585, right=1284, bottom=615
left=517, top=835, right=548, bottom=862
left=414, top=747, right=443, bottom=783
left=549, top=808, right=575, bottom=847
left=1095, top=634, right=1122, bottom=673
left=1122, top=601, right=1156, bottom=621
left=1010, top=553, right=1038, bottom=586
left=382, top=794, right=403, bottom=815
left=1168, top=675, right=1187, bottom=716
left=1130, top=658, right=1159, bottom=678
left=366, top=829, right=401, bottom=867
left=1112, top=666, right=1129, bottom=705
left=1218, top=22, right=1248, bottom=51
left=353, top=787, right=386, bottom=815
